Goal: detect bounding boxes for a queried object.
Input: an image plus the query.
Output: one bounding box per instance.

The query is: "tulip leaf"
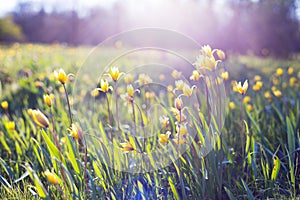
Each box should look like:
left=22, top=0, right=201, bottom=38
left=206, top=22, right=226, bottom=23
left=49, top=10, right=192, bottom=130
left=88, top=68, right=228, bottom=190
left=41, top=129, right=66, bottom=166
left=66, top=136, right=80, bottom=174
left=168, top=176, right=180, bottom=200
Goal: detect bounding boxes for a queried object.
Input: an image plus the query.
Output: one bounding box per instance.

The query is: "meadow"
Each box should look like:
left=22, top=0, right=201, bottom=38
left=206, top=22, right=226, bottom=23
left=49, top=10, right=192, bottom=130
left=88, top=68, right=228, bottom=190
left=0, top=43, right=299, bottom=199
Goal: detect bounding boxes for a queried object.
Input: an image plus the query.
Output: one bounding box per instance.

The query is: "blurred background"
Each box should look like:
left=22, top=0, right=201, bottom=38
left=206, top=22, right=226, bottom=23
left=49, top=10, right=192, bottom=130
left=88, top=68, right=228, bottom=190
left=0, top=0, right=300, bottom=57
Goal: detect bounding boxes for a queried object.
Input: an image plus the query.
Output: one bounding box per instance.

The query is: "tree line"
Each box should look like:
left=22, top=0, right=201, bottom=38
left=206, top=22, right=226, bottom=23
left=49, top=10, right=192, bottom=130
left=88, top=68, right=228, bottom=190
left=0, top=0, right=299, bottom=57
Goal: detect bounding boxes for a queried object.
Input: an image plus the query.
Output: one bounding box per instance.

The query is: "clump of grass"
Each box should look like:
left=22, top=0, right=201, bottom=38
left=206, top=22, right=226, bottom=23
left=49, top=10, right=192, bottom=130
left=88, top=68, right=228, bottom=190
left=0, top=44, right=299, bottom=199
left=0, top=181, right=37, bottom=200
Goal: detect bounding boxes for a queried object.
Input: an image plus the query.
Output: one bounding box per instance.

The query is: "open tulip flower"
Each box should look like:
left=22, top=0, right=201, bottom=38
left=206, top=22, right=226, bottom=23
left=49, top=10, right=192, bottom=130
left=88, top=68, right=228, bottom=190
left=235, top=80, right=248, bottom=95
left=54, top=68, right=68, bottom=84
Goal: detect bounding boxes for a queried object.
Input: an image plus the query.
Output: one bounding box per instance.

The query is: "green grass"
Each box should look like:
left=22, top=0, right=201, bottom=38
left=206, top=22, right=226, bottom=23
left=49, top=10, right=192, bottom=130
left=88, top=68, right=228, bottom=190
left=0, top=181, right=38, bottom=200
left=0, top=43, right=299, bottom=199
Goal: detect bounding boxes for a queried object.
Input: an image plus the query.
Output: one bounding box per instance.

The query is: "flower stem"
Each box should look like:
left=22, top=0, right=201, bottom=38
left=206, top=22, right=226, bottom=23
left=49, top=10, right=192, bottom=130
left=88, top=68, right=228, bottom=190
left=56, top=184, right=66, bottom=200
left=114, top=82, right=120, bottom=130
left=215, top=72, right=223, bottom=199
left=204, top=77, right=211, bottom=125
left=105, top=93, right=113, bottom=141
left=63, top=84, right=73, bottom=126
left=194, top=87, right=203, bottom=128
left=177, top=109, right=186, bottom=198
left=82, top=138, right=89, bottom=198
left=49, top=108, right=68, bottom=194
left=240, top=95, right=245, bottom=155
left=131, top=101, right=137, bottom=136
left=133, top=102, right=146, bottom=152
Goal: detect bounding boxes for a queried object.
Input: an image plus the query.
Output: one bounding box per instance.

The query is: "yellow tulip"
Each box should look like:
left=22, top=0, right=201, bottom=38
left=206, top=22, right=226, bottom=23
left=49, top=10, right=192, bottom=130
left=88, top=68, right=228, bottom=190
left=216, top=49, right=226, bottom=60
left=167, top=85, right=173, bottom=92
left=171, top=70, right=182, bottom=79
left=182, top=84, right=193, bottom=97
left=6, top=121, right=15, bottom=131
left=287, top=67, right=294, bottom=75
left=252, top=85, right=259, bottom=91
left=190, top=70, right=200, bottom=81
left=221, top=71, right=229, bottom=80
left=276, top=68, right=283, bottom=76
left=159, top=116, right=169, bottom=127
left=120, top=142, right=135, bottom=152
left=243, top=96, right=251, bottom=103
left=1, top=101, right=8, bottom=110
left=235, top=80, right=248, bottom=95
left=208, top=57, right=218, bottom=70
left=175, top=80, right=185, bottom=90
left=289, top=77, right=297, bottom=87
left=254, top=75, right=261, bottom=81
left=229, top=102, right=236, bottom=110
left=91, top=89, right=99, bottom=97
left=68, top=123, right=81, bottom=140
left=201, top=45, right=213, bottom=57
left=109, top=66, right=120, bottom=81
left=27, top=109, right=33, bottom=116
left=195, top=55, right=217, bottom=71
left=264, top=91, right=272, bottom=99
left=43, top=94, right=52, bottom=107
left=246, top=104, right=253, bottom=112
left=100, top=79, right=112, bottom=93
left=159, top=131, right=170, bottom=144
left=54, top=68, right=68, bottom=84
left=127, top=84, right=135, bottom=97
left=44, top=170, right=58, bottom=185
left=175, top=97, right=183, bottom=111
left=256, top=81, right=263, bottom=88
left=30, top=109, right=49, bottom=128
left=273, top=90, right=282, bottom=98
left=253, top=81, right=263, bottom=91
left=176, top=124, right=188, bottom=135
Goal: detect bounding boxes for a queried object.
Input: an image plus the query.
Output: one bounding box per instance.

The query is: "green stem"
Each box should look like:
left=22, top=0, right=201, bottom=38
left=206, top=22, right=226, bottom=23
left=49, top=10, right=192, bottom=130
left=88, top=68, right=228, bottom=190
left=204, top=76, right=211, bottom=125
left=214, top=72, right=223, bottom=198
left=114, top=82, right=120, bottom=130
left=131, top=101, right=137, bottom=136
left=56, top=184, right=66, bottom=200
left=63, top=84, right=73, bottom=126
left=177, top=109, right=186, bottom=198
left=49, top=108, right=68, bottom=194
left=194, top=87, right=203, bottom=129
left=133, top=102, right=146, bottom=152
left=240, top=95, right=245, bottom=156
left=82, top=137, right=89, bottom=198
left=105, top=93, right=113, bottom=141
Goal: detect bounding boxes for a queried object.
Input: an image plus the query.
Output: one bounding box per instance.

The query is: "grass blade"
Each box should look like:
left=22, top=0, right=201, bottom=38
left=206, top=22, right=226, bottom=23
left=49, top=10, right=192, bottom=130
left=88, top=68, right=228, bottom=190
left=241, top=178, right=255, bottom=200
